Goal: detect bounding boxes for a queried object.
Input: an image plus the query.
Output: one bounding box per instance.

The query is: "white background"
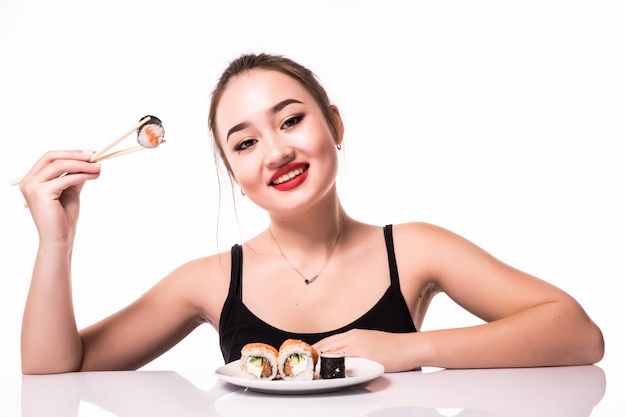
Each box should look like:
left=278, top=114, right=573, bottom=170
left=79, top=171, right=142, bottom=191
left=0, top=1, right=624, bottom=415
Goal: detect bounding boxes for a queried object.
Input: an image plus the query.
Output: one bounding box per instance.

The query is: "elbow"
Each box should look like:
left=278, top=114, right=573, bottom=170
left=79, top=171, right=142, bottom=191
left=551, top=302, right=605, bottom=366
left=21, top=337, right=84, bottom=374
left=22, top=364, right=60, bottom=375
left=21, top=366, right=50, bottom=376
left=582, top=323, right=605, bottom=365
left=21, top=354, right=83, bottom=375
left=21, top=362, right=79, bottom=375
left=559, top=299, right=605, bottom=366
left=564, top=315, right=604, bottom=366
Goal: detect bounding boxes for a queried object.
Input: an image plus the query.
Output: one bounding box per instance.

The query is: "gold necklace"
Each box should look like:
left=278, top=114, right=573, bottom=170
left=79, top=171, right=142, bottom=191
left=268, top=216, right=346, bottom=285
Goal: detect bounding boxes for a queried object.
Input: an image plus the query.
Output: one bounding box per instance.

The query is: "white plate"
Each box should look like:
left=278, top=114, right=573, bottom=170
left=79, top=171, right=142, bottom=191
left=215, top=357, right=384, bottom=394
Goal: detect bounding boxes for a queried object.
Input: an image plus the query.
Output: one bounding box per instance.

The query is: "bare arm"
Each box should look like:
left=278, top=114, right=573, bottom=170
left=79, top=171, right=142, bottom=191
left=315, top=222, right=604, bottom=371
left=73, top=245, right=230, bottom=372
left=411, top=222, right=605, bottom=369
left=24, top=251, right=220, bottom=374
left=21, top=241, right=84, bottom=374
left=20, top=150, right=101, bottom=373
left=76, top=258, right=219, bottom=372
left=19, top=151, right=226, bottom=374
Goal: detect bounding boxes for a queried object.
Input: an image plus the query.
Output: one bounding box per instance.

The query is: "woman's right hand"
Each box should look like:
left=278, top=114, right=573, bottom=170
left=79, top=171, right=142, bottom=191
left=19, top=150, right=101, bottom=245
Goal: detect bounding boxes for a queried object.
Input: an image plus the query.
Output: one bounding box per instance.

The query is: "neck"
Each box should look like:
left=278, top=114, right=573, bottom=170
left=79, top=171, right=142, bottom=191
left=267, top=193, right=347, bottom=252
left=267, top=204, right=348, bottom=284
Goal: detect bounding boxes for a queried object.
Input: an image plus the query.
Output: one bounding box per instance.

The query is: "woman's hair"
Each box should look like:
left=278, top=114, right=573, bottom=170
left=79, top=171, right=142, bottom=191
left=208, top=52, right=339, bottom=179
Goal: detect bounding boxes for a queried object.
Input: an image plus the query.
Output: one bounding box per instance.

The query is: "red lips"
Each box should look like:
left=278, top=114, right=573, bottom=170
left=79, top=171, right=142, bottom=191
left=269, top=162, right=309, bottom=191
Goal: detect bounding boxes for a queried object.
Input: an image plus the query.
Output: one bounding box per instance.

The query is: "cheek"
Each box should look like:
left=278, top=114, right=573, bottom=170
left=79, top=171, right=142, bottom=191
left=229, top=157, right=260, bottom=189
left=309, top=121, right=338, bottom=154
left=228, top=162, right=246, bottom=185
left=313, top=140, right=339, bottom=184
left=319, top=132, right=340, bottom=164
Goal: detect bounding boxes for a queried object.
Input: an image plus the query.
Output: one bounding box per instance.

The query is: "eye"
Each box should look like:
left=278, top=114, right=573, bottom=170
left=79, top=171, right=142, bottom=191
left=281, top=114, right=304, bottom=130
left=235, top=138, right=258, bottom=152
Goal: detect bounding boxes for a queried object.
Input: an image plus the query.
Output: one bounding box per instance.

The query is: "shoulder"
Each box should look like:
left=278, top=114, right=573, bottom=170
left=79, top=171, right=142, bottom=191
left=168, top=249, right=233, bottom=282
left=344, top=221, right=463, bottom=263
left=389, top=221, right=469, bottom=250
left=388, top=221, right=493, bottom=280
left=157, top=248, right=235, bottom=325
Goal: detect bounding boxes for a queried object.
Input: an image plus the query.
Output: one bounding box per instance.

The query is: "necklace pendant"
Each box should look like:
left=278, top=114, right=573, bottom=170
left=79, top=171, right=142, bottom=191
left=305, top=274, right=319, bottom=285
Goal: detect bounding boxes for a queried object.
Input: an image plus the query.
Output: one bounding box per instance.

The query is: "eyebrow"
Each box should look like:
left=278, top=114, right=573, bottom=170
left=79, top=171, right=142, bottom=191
left=226, top=98, right=304, bottom=142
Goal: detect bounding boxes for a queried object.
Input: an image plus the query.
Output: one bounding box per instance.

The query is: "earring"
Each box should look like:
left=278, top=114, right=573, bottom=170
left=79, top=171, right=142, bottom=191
left=240, top=188, right=245, bottom=196
left=336, top=143, right=342, bottom=150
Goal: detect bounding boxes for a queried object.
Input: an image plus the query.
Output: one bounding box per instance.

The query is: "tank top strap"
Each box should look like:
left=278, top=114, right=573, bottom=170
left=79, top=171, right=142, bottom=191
left=229, top=244, right=243, bottom=299
left=383, top=224, right=401, bottom=287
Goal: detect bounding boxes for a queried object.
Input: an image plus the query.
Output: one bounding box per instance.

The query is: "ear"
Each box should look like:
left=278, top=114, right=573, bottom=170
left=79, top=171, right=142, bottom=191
left=329, top=105, right=344, bottom=147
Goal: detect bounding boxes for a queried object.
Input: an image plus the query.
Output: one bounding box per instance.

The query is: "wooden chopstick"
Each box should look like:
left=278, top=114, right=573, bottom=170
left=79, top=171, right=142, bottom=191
left=89, top=115, right=152, bottom=162
left=93, top=144, right=146, bottom=162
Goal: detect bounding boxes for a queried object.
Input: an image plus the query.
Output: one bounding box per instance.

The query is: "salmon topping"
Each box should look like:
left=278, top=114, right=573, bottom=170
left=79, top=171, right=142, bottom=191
left=283, top=358, right=293, bottom=376
left=260, top=358, right=272, bottom=377
left=143, top=126, right=160, bottom=147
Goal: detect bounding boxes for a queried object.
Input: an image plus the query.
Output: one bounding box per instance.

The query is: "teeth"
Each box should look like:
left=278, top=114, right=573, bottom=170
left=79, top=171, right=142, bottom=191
left=272, top=166, right=305, bottom=185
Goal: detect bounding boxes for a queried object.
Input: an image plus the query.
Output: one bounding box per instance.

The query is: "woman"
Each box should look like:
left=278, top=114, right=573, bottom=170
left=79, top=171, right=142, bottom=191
left=19, top=53, right=604, bottom=374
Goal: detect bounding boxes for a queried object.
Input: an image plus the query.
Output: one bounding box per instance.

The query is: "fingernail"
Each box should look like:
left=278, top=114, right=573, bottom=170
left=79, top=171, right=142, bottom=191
left=82, top=149, right=95, bottom=156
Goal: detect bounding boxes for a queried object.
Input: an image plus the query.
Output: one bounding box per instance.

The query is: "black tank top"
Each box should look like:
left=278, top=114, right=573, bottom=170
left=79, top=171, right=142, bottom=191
left=218, top=224, right=417, bottom=363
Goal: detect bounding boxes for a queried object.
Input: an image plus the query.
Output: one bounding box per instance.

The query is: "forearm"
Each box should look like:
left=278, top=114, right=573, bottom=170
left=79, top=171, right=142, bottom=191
left=415, top=300, right=604, bottom=369
left=21, top=243, right=83, bottom=374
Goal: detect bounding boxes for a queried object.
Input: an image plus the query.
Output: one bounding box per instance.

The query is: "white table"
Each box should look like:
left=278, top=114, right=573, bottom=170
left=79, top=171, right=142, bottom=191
left=0, top=365, right=606, bottom=416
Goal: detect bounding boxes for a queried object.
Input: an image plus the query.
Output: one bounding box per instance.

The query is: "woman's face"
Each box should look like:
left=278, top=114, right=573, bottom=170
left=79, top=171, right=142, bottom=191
left=215, top=69, right=342, bottom=215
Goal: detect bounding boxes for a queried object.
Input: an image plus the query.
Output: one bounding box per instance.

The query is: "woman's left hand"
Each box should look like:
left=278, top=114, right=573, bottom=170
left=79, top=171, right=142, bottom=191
left=313, top=329, right=419, bottom=373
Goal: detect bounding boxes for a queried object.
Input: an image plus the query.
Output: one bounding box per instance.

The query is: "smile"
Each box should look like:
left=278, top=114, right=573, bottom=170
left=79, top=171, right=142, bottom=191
left=271, top=165, right=309, bottom=186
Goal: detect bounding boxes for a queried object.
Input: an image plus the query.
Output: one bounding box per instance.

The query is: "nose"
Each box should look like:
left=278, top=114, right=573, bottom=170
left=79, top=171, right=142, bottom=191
left=264, top=136, right=295, bottom=168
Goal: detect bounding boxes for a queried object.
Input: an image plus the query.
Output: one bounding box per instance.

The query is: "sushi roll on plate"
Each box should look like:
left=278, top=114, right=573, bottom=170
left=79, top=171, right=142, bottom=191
left=278, top=339, right=319, bottom=381
left=239, top=342, right=279, bottom=380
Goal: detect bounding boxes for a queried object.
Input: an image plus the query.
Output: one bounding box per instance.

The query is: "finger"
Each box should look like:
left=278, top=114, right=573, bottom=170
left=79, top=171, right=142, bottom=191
left=313, top=333, right=350, bottom=352
left=22, top=150, right=95, bottom=182
left=54, top=172, right=100, bottom=195
left=23, top=159, right=101, bottom=191
left=21, top=168, right=100, bottom=210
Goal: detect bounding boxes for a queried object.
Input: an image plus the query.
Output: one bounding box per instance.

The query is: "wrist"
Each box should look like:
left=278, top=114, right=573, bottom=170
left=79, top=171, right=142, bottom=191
left=401, top=331, right=432, bottom=371
left=37, top=239, right=74, bottom=258
left=414, top=331, right=436, bottom=368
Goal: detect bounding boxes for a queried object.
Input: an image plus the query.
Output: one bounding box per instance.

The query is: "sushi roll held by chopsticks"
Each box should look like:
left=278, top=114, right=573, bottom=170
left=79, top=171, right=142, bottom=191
left=90, top=115, right=165, bottom=162
left=137, top=116, right=165, bottom=148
